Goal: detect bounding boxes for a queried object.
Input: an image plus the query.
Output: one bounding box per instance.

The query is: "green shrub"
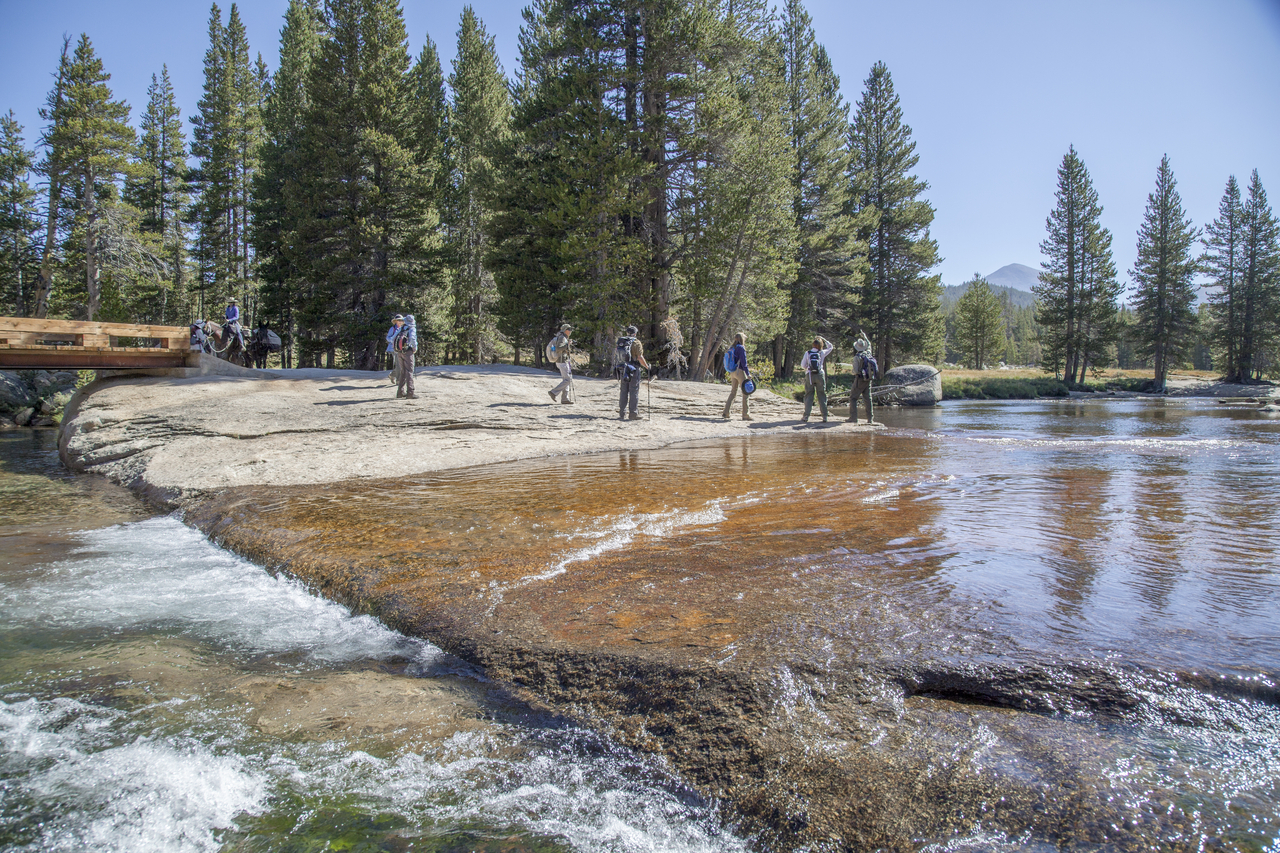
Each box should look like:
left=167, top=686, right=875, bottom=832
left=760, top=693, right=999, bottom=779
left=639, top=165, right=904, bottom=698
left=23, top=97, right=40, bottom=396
left=941, top=376, right=1070, bottom=400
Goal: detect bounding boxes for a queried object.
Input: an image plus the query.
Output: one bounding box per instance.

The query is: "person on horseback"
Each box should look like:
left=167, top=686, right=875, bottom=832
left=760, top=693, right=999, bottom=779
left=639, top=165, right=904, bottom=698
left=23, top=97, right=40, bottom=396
left=224, top=297, right=245, bottom=351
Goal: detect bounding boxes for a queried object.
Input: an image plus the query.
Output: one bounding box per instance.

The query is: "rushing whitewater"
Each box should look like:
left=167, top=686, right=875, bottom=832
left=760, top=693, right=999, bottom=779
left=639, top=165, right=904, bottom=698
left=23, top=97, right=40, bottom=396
left=0, top=469, right=751, bottom=853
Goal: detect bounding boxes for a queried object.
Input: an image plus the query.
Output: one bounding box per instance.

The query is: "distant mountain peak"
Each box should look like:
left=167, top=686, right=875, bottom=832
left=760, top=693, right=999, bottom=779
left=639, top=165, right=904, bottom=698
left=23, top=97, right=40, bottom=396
left=942, top=263, right=1039, bottom=309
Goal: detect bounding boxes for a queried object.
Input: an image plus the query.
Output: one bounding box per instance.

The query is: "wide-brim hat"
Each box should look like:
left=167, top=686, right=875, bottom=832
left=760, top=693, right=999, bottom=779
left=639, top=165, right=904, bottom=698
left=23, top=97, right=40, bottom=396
left=625, top=325, right=638, bottom=335
left=228, top=297, right=237, bottom=303
left=560, top=323, right=573, bottom=331
left=854, top=339, right=868, bottom=352
left=392, top=314, right=404, bottom=322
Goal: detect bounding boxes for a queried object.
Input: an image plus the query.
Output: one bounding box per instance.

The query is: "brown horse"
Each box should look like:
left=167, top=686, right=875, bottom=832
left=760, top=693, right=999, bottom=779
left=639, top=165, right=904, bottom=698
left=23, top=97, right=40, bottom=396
left=199, top=320, right=250, bottom=367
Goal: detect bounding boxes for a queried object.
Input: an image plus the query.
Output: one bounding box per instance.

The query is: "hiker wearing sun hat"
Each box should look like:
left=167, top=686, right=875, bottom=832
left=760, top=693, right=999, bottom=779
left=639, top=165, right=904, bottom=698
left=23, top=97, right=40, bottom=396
left=547, top=323, right=575, bottom=404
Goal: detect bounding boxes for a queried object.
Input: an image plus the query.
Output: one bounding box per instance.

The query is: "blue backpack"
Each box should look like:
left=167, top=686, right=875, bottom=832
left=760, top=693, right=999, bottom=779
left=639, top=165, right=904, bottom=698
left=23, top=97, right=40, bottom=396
left=858, top=353, right=878, bottom=380
left=722, top=350, right=735, bottom=372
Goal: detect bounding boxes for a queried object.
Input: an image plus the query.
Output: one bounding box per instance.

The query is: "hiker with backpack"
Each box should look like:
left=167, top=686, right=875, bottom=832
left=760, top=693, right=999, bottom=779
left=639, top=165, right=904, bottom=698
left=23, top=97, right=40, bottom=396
left=390, top=314, right=418, bottom=400
left=546, top=323, right=574, bottom=404
left=847, top=335, right=876, bottom=424
left=721, top=332, right=753, bottom=421
left=800, top=335, right=834, bottom=423
left=616, top=325, right=650, bottom=420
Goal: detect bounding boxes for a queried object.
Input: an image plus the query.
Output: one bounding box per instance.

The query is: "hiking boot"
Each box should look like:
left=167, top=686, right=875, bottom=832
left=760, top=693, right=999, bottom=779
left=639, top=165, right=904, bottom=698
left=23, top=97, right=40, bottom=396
left=800, top=416, right=809, bottom=422
left=396, top=390, right=404, bottom=398
left=628, top=413, right=642, bottom=420
left=561, top=397, right=572, bottom=404
left=406, top=394, right=418, bottom=400
left=822, top=416, right=828, bottom=422
left=742, top=414, right=753, bottom=421
left=548, top=390, right=558, bottom=402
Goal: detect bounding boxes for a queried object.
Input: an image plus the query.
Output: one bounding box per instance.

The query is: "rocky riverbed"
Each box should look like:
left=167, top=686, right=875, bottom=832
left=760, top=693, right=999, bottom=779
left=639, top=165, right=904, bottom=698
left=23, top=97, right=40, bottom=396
left=53, top=365, right=1280, bottom=851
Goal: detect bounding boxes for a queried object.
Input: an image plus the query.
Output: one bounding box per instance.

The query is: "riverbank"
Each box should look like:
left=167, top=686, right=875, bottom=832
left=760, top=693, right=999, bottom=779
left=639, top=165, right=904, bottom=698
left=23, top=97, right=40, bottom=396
left=58, top=363, right=876, bottom=510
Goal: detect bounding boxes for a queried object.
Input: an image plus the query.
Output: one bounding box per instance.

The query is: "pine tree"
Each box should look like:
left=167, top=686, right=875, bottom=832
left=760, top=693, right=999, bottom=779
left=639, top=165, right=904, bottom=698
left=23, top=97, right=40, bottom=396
left=1235, top=170, right=1280, bottom=380
left=1202, top=176, right=1246, bottom=379
left=774, top=0, right=862, bottom=379
left=125, top=66, right=189, bottom=323
left=290, top=0, right=441, bottom=369
left=1034, top=146, right=1121, bottom=383
left=847, top=61, right=943, bottom=370
left=31, top=36, right=73, bottom=319
left=953, top=274, right=1005, bottom=369
left=254, top=0, right=323, bottom=368
left=191, top=2, right=263, bottom=318
left=488, top=0, right=650, bottom=369
left=1129, top=155, right=1200, bottom=389
left=51, top=34, right=138, bottom=321
left=683, top=1, right=797, bottom=379
left=446, top=7, right=510, bottom=363
left=0, top=112, right=41, bottom=316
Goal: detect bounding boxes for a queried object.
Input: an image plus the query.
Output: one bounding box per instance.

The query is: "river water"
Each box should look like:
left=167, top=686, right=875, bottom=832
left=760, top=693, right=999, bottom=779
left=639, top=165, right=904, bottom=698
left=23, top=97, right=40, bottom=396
left=3, top=398, right=1279, bottom=851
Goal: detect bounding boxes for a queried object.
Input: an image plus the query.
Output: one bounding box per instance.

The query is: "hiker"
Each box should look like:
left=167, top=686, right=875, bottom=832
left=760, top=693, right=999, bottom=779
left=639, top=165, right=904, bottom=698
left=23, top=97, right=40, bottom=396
left=224, top=297, right=244, bottom=350
left=722, top=332, right=752, bottom=421
left=385, top=317, right=403, bottom=386
left=800, top=335, right=834, bottom=422
left=847, top=335, right=875, bottom=424
left=390, top=314, right=418, bottom=399
left=547, top=323, right=574, bottom=404
left=616, top=325, right=650, bottom=420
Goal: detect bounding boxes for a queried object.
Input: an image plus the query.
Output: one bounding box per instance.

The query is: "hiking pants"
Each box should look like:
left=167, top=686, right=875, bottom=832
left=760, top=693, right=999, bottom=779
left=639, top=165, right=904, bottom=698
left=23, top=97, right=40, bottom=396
left=723, top=368, right=750, bottom=419
left=551, top=361, right=572, bottom=400
left=619, top=365, right=641, bottom=416
left=396, top=349, right=415, bottom=397
left=803, top=371, right=828, bottom=420
left=848, top=377, right=872, bottom=423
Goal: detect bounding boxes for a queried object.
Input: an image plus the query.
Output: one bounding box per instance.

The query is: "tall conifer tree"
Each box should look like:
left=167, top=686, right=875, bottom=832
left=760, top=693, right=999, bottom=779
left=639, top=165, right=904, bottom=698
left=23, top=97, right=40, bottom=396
left=254, top=0, right=323, bottom=367
left=1130, top=155, right=1200, bottom=389
left=1034, top=146, right=1121, bottom=383
left=32, top=37, right=73, bottom=319
left=774, top=0, right=861, bottom=378
left=1202, top=176, right=1246, bottom=379
left=51, top=34, right=137, bottom=320
left=125, top=66, right=189, bottom=322
left=0, top=113, right=40, bottom=316
left=1235, top=170, right=1280, bottom=380
left=847, top=61, right=942, bottom=370
left=447, top=7, right=510, bottom=363
left=291, top=0, right=441, bottom=369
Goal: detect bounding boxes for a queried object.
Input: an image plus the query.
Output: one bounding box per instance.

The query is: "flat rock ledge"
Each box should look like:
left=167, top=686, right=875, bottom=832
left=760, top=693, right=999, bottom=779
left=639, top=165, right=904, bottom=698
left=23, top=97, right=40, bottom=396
left=59, top=363, right=877, bottom=511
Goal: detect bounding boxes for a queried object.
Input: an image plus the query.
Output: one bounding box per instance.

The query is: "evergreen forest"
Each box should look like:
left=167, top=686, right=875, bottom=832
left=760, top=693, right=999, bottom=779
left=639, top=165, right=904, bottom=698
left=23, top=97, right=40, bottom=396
left=2, top=0, right=1277, bottom=382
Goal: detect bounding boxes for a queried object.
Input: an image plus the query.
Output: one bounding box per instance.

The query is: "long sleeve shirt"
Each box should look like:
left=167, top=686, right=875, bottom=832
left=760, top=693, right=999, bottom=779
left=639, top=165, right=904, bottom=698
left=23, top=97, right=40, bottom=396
left=225, top=304, right=240, bottom=324
left=730, top=343, right=748, bottom=372
left=802, top=341, right=834, bottom=375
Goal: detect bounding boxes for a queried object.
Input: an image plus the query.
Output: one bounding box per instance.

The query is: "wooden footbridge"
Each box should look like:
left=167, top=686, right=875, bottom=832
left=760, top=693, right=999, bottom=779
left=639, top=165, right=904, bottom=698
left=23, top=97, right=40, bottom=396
left=0, top=317, right=193, bottom=370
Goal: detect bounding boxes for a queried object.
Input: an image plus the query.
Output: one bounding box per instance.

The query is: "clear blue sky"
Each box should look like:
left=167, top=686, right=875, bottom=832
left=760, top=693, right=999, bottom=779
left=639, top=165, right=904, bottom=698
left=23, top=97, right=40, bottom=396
left=2, top=0, right=1278, bottom=292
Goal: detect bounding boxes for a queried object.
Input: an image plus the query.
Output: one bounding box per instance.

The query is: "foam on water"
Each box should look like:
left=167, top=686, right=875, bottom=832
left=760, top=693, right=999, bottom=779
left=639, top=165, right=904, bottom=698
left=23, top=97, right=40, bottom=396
left=516, top=502, right=727, bottom=586
left=1, top=516, right=752, bottom=853
left=0, top=697, right=266, bottom=853
left=1, top=515, right=440, bottom=666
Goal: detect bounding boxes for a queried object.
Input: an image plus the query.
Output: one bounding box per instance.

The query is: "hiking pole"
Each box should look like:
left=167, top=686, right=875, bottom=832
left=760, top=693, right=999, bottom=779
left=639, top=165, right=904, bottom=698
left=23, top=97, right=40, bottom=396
left=647, top=371, right=652, bottom=420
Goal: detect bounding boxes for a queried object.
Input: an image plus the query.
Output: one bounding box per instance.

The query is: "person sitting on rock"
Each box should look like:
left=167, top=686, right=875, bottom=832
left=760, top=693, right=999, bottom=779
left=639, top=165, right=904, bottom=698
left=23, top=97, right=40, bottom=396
left=846, top=335, right=875, bottom=425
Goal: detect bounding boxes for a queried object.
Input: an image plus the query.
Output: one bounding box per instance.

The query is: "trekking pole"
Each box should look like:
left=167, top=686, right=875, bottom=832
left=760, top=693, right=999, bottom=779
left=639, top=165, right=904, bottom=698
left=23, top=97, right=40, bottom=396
left=646, top=371, right=652, bottom=420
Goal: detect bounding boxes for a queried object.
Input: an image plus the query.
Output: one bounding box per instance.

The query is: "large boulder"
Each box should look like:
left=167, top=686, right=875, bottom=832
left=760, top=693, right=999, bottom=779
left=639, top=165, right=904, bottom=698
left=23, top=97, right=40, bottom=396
left=880, top=363, right=941, bottom=406
left=0, top=371, right=35, bottom=414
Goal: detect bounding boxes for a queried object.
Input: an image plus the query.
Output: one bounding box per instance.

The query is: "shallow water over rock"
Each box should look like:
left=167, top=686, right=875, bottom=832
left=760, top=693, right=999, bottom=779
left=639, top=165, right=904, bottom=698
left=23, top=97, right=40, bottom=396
left=187, top=399, right=1280, bottom=851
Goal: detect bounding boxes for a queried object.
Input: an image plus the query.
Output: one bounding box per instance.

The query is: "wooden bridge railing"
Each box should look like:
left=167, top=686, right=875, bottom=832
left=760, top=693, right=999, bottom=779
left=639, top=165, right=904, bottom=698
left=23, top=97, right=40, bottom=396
left=0, top=317, right=193, bottom=370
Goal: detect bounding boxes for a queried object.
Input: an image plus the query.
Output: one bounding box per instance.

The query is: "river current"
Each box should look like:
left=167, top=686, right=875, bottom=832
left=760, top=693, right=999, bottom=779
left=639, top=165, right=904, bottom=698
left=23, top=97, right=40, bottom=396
left=2, top=398, right=1279, bottom=851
